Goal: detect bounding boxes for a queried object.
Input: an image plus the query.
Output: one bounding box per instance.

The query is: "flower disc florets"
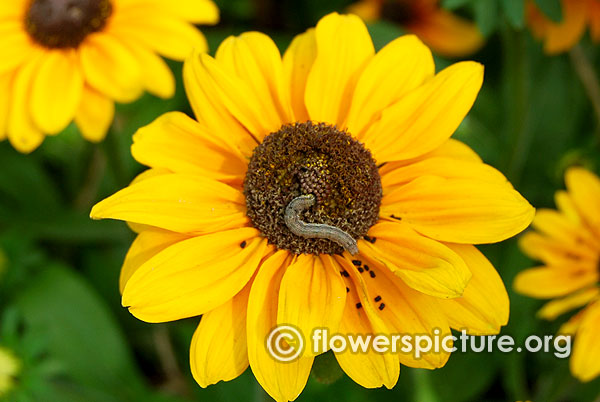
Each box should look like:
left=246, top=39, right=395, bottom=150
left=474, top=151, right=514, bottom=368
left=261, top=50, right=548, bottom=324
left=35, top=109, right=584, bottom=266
left=244, top=121, right=382, bottom=255
left=25, top=0, right=113, bottom=48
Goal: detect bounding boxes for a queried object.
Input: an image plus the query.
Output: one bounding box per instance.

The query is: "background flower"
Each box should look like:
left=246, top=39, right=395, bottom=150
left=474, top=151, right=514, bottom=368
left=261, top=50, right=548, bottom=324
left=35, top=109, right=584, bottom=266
left=0, top=0, right=218, bottom=153
left=515, top=167, right=600, bottom=382
left=348, top=0, right=484, bottom=57
left=527, top=0, right=600, bottom=54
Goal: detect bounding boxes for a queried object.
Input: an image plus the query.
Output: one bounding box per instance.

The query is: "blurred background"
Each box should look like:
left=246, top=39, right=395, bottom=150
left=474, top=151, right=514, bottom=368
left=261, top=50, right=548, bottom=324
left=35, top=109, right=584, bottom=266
left=1, top=0, right=600, bottom=401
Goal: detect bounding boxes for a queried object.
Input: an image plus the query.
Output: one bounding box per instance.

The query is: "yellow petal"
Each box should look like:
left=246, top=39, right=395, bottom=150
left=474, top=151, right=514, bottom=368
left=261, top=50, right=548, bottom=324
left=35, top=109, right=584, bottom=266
left=555, top=190, right=583, bottom=224
left=359, top=221, right=471, bottom=299
left=7, top=54, right=45, bottom=153
left=277, top=254, right=347, bottom=355
left=185, top=50, right=277, bottom=145
left=190, top=278, right=251, bottom=388
left=346, top=35, right=434, bottom=137
left=120, top=228, right=190, bottom=293
left=332, top=257, right=400, bottom=388
left=283, top=29, right=317, bottom=122
left=0, top=20, right=35, bottom=75
left=247, top=251, right=314, bottom=402
left=532, top=209, right=599, bottom=253
left=570, top=301, right=600, bottom=382
left=347, top=0, right=381, bottom=22
left=120, top=0, right=220, bottom=24
left=419, top=138, right=482, bottom=162
left=216, top=32, right=292, bottom=129
left=80, top=34, right=143, bottom=103
left=513, top=266, right=598, bottom=299
left=378, top=139, right=483, bottom=178
left=122, top=229, right=267, bottom=322
left=183, top=51, right=257, bottom=157
left=305, top=12, right=374, bottom=126
left=538, top=0, right=587, bottom=54
left=0, top=73, right=13, bottom=140
left=565, top=167, right=600, bottom=237
left=123, top=40, right=175, bottom=99
left=518, top=231, right=596, bottom=267
left=381, top=157, right=509, bottom=191
left=30, top=50, right=83, bottom=134
left=537, top=287, right=599, bottom=320
left=437, top=244, right=509, bottom=335
left=362, top=61, right=483, bottom=162
left=409, top=10, right=484, bottom=57
left=340, top=254, right=453, bottom=370
left=90, top=173, right=249, bottom=233
left=75, top=86, right=115, bottom=142
left=109, top=11, right=207, bottom=60
left=381, top=176, right=535, bottom=244
left=132, top=112, right=247, bottom=185
left=0, top=1, right=27, bottom=19
left=557, top=309, right=584, bottom=336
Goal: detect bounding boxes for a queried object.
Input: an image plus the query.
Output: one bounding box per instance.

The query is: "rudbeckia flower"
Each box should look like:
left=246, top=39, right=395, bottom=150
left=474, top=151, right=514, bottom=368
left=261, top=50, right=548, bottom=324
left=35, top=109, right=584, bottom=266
left=0, top=0, right=219, bottom=153
left=349, top=0, right=484, bottom=57
left=91, top=13, right=534, bottom=401
left=515, top=167, right=600, bottom=382
left=527, top=0, right=600, bottom=54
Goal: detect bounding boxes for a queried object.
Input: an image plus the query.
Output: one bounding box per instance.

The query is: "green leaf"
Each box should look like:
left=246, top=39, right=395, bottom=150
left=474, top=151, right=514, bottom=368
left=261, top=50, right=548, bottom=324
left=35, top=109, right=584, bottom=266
left=442, top=0, right=473, bottom=10
left=474, top=0, right=500, bottom=37
left=16, top=264, right=147, bottom=401
left=534, top=0, right=563, bottom=22
left=0, top=145, right=62, bottom=215
left=501, top=0, right=525, bottom=28
left=311, top=351, right=344, bottom=385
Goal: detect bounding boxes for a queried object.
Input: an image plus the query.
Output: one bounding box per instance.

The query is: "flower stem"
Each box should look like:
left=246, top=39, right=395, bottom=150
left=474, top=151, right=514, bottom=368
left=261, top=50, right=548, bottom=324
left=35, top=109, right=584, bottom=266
left=503, top=27, right=532, bottom=186
left=569, top=44, right=600, bottom=136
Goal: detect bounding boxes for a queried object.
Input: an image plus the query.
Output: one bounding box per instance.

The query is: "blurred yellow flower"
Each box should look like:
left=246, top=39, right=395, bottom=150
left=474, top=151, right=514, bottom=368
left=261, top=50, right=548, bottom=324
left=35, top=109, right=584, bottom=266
left=527, top=0, right=600, bottom=54
left=515, top=167, right=600, bottom=382
left=91, top=12, right=533, bottom=401
left=0, top=347, right=20, bottom=397
left=349, top=0, right=484, bottom=57
left=0, top=0, right=219, bottom=153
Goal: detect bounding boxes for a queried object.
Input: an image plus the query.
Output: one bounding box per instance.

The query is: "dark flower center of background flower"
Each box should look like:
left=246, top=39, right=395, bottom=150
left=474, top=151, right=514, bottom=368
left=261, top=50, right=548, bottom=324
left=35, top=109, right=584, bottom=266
left=244, top=121, right=382, bottom=255
left=25, top=0, right=113, bottom=48
left=381, top=0, right=424, bottom=26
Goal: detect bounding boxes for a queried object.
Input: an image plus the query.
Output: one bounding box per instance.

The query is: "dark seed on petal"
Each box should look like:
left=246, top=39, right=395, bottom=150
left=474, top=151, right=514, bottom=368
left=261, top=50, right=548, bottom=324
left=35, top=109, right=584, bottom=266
left=369, top=271, right=376, bottom=278
left=379, top=303, right=385, bottom=310
left=352, top=260, right=362, bottom=266
left=374, top=295, right=381, bottom=302
left=356, top=303, right=362, bottom=309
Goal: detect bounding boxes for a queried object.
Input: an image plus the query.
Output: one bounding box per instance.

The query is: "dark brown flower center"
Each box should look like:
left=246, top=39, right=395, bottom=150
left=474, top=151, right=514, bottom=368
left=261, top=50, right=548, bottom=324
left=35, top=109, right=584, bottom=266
left=381, top=0, right=424, bottom=26
left=243, top=121, right=382, bottom=255
left=25, top=0, right=113, bottom=48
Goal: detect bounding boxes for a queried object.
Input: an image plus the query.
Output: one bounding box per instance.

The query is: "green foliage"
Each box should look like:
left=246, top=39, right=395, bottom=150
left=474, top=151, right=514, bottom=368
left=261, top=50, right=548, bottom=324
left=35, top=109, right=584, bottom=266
left=1, top=0, right=600, bottom=402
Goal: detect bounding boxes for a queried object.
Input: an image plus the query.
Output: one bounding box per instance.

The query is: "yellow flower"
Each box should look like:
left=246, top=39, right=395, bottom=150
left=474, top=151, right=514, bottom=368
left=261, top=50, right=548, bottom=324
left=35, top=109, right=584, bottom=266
left=0, top=0, right=219, bottom=153
left=515, top=167, right=600, bottom=383
left=91, top=13, right=534, bottom=401
left=527, top=0, right=600, bottom=54
left=349, top=0, right=484, bottom=57
left=0, top=347, right=20, bottom=397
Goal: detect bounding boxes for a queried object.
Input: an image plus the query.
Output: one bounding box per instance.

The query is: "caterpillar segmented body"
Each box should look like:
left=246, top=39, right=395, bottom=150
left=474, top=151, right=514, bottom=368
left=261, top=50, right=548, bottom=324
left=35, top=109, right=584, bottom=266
left=284, top=194, right=359, bottom=255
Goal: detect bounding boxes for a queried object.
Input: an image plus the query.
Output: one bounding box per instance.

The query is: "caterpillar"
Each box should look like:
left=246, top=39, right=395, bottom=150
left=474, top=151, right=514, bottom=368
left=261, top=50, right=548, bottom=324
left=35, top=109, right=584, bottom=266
left=284, top=194, right=359, bottom=255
